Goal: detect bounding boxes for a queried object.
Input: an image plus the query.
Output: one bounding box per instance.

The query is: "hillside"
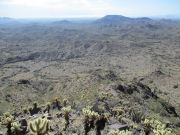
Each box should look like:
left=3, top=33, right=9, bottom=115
left=94, top=15, right=153, bottom=25
left=0, top=15, right=180, bottom=134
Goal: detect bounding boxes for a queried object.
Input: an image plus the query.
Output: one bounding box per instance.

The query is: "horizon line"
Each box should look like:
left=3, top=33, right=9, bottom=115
left=1, top=14, right=180, bottom=20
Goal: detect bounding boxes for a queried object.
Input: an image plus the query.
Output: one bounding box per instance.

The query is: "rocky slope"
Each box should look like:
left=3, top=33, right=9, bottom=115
left=0, top=15, right=180, bottom=134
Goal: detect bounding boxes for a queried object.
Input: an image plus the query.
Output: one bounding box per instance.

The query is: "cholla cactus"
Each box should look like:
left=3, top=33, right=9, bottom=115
left=1, top=112, right=14, bottom=135
left=153, top=127, right=175, bottom=135
left=29, top=117, right=49, bottom=135
left=45, top=102, right=51, bottom=113
left=11, top=122, right=23, bottom=135
left=108, top=130, right=133, bottom=135
left=82, top=106, right=100, bottom=121
left=144, top=118, right=176, bottom=135
left=98, top=92, right=111, bottom=101
left=62, top=106, right=72, bottom=121
left=63, top=99, right=68, bottom=107
left=62, top=106, right=72, bottom=130
left=102, top=113, right=110, bottom=121
left=112, top=107, right=125, bottom=116
left=82, top=106, right=100, bottom=135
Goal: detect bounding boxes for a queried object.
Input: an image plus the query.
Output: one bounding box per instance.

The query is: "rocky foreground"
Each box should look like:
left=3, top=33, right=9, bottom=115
left=0, top=81, right=179, bottom=135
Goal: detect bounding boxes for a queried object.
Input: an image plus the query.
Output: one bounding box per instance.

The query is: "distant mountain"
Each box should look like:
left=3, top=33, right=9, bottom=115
left=52, top=20, right=72, bottom=25
left=94, top=15, right=153, bottom=25
left=0, top=17, right=18, bottom=24
left=95, top=15, right=131, bottom=23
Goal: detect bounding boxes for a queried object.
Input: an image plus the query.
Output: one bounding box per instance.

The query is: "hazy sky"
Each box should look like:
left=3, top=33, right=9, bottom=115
left=0, top=0, right=180, bottom=18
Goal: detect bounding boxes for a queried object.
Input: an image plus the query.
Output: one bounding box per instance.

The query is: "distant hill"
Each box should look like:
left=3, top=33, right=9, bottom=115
left=0, top=17, right=18, bottom=24
left=52, top=20, right=72, bottom=25
left=94, top=15, right=153, bottom=25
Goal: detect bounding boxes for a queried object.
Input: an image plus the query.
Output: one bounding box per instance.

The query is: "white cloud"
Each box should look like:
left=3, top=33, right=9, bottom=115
left=1, top=0, right=180, bottom=18
left=0, top=0, right=120, bottom=17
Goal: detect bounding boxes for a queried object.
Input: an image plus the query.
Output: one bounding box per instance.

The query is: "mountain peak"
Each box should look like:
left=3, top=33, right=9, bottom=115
left=94, top=15, right=152, bottom=25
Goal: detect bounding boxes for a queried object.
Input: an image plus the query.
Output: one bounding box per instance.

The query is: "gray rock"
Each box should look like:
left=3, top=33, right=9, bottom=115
left=108, top=123, right=129, bottom=130
left=0, top=131, right=3, bottom=135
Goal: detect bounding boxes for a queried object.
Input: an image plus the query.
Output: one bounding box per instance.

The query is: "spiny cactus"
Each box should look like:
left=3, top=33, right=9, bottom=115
left=29, top=117, right=49, bottom=135
left=153, top=127, right=175, bottom=135
left=98, top=92, right=111, bottom=101
left=129, top=108, right=144, bottom=123
left=112, top=106, right=125, bottom=116
left=108, top=130, right=133, bottom=135
left=1, top=112, right=14, bottom=135
left=82, top=106, right=100, bottom=135
left=11, top=121, right=23, bottom=135
left=45, top=102, right=51, bottom=113
left=144, top=118, right=176, bottom=135
left=63, top=98, right=68, bottom=107
left=62, top=106, right=72, bottom=130
left=83, top=106, right=100, bottom=120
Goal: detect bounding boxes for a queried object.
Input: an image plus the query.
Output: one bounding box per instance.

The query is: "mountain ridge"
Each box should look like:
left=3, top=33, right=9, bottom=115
left=94, top=15, right=153, bottom=24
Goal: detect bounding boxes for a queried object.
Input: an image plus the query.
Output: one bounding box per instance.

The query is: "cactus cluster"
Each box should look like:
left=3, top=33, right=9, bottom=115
left=83, top=106, right=100, bottom=120
left=82, top=106, right=110, bottom=135
left=45, top=102, right=51, bottom=113
left=144, top=118, right=176, bottom=135
left=63, top=99, right=68, bottom=107
left=112, top=106, right=126, bottom=122
left=129, top=108, right=144, bottom=123
left=1, top=112, right=14, bottom=135
left=0, top=96, right=178, bottom=135
left=29, top=117, right=49, bottom=135
left=112, top=106, right=125, bottom=116
left=62, top=106, right=72, bottom=130
left=11, top=121, right=23, bottom=135
left=98, top=92, right=112, bottom=101
left=82, top=106, right=100, bottom=135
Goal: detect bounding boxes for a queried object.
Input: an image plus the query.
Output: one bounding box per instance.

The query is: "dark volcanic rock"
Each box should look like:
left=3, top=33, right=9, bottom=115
left=116, top=84, right=134, bottom=94
left=17, top=79, right=30, bottom=85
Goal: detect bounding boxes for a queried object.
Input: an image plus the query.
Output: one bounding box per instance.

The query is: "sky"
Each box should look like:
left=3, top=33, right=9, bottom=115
left=0, top=0, right=180, bottom=18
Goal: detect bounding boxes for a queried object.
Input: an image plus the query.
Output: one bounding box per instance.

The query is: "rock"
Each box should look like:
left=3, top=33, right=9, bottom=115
left=121, top=117, right=133, bottom=125
left=108, top=123, right=129, bottom=130
left=136, top=82, right=158, bottom=99
left=159, top=99, right=179, bottom=117
left=0, top=131, right=3, bottom=135
left=20, top=118, right=28, bottom=133
left=20, top=118, right=28, bottom=126
left=17, top=79, right=30, bottom=85
left=173, top=84, right=178, bottom=89
left=116, top=84, right=134, bottom=94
